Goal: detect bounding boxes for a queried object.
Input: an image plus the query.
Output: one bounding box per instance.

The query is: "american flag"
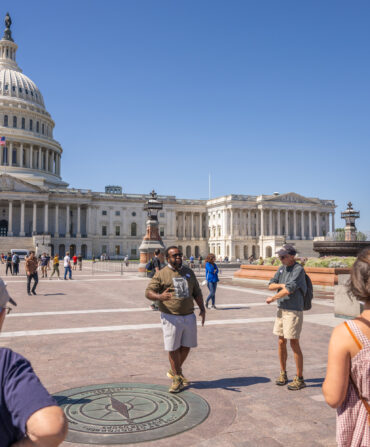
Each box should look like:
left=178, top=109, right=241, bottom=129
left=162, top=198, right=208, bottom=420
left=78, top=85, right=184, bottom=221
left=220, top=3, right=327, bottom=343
left=0, top=137, right=5, bottom=146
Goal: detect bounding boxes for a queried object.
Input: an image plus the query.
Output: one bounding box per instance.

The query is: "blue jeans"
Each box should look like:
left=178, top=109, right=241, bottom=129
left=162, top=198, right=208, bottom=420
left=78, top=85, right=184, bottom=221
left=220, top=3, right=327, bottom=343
left=64, top=265, right=72, bottom=279
left=206, top=282, right=217, bottom=306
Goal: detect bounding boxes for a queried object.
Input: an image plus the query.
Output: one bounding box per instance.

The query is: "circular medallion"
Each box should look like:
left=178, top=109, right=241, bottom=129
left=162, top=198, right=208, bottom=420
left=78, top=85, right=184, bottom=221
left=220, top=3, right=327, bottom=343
left=53, top=383, right=209, bottom=444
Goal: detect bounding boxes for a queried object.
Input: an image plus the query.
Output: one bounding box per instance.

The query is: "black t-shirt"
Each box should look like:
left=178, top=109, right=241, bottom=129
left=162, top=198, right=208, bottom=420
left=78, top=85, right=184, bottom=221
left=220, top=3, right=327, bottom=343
left=152, top=257, right=161, bottom=271
left=0, top=348, right=57, bottom=445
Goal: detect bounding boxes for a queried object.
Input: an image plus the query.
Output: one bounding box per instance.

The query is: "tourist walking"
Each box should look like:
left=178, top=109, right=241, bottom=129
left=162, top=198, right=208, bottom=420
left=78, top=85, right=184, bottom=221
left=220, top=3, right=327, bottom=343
left=12, top=253, right=20, bottom=276
left=205, top=253, right=219, bottom=309
left=124, top=255, right=129, bottom=267
left=189, top=255, right=195, bottom=269
left=50, top=254, right=60, bottom=279
left=64, top=252, right=72, bottom=280
left=77, top=254, right=83, bottom=271
left=266, top=244, right=307, bottom=390
left=72, top=254, right=78, bottom=270
left=40, top=253, right=48, bottom=278
left=5, top=253, right=12, bottom=276
left=145, top=246, right=205, bottom=393
left=198, top=255, right=203, bottom=268
left=25, top=251, right=39, bottom=296
left=0, top=279, right=68, bottom=446
left=323, top=248, right=370, bottom=446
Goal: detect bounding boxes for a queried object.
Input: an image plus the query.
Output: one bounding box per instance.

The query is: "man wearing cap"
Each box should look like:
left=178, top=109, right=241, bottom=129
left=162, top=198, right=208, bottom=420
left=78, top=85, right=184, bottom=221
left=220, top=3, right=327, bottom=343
left=0, top=277, right=68, bottom=446
left=266, top=244, right=307, bottom=390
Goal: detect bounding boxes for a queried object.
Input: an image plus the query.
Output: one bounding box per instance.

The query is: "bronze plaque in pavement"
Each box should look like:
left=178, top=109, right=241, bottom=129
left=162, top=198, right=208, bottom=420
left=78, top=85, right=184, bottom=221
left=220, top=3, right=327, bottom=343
left=53, top=383, right=209, bottom=444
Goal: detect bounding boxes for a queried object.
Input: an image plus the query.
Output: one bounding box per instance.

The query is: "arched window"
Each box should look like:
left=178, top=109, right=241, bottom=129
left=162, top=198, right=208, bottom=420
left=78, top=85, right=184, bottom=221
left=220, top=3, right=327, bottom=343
left=131, top=222, right=137, bottom=237
left=29, top=119, right=33, bottom=131
left=12, top=116, right=17, bottom=128
left=21, top=117, right=25, bottom=129
left=3, top=115, right=8, bottom=127
left=36, top=121, right=39, bottom=133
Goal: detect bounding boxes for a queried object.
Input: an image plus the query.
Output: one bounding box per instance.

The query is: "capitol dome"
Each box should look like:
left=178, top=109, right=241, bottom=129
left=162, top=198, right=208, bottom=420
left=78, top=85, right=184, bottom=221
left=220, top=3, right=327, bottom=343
left=0, top=13, right=67, bottom=188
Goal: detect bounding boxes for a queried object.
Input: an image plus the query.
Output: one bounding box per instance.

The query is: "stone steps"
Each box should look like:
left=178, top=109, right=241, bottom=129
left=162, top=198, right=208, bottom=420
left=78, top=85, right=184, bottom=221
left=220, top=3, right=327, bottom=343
left=0, top=236, right=35, bottom=254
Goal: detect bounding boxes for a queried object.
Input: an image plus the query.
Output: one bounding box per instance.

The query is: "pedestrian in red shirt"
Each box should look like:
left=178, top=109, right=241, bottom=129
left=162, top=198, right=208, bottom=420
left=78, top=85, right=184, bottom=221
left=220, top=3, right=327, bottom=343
left=72, top=254, right=78, bottom=270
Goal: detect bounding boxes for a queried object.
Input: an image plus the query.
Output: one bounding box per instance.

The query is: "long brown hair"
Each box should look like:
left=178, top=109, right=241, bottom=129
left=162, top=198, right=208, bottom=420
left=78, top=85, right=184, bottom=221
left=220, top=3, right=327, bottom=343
left=348, top=248, right=370, bottom=301
left=205, top=253, right=216, bottom=264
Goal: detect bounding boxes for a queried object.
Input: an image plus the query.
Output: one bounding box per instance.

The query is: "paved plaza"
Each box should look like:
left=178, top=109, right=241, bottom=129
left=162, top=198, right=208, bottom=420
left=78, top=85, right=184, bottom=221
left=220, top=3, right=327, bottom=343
left=0, top=263, right=339, bottom=446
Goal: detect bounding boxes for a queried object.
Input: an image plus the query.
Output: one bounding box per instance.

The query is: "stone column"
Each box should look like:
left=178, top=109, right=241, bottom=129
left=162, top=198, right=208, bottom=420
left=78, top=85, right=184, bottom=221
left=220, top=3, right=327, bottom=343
left=20, top=201, right=25, bottom=236
left=44, top=203, right=49, bottom=234
left=248, top=209, right=251, bottom=236
left=285, top=210, right=289, bottom=237
left=8, top=201, right=13, bottom=236
left=9, top=141, right=13, bottom=166
left=199, top=213, right=202, bottom=238
left=331, top=212, right=335, bottom=233
left=86, top=206, right=92, bottom=236
left=191, top=213, right=194, bottom=238
left=45, top=149, right=49, bottom=172
left=301, top=211, right=305, bottom=239
left=77, top=205, right=81, bottom=237
left=32, top=202, right=37, bottom=234
left=230, top=209, right=234, bottom=236
left=20, top=143, right=24, bottom=167
left=66, top=205, right=70, bottom=237
left=30, top=145, right=33, bottom=168
left=182, top=213, right=186, bottom=238
left=55, top=204, right=59, bottom=237
left=269, top=209, right=272, bottom=235
left=309, top=211, right=313, bottom=239
left=277, top=209, right=281, bottom=236
left=326, top=213, right=330, bottom=235
left=293, top=210, right=297, bottom=239
left=38, top=147, right=42, bottom=170
left=260, top=209, right=264, bottom=237
left=316, top=211, right=320, bottom=236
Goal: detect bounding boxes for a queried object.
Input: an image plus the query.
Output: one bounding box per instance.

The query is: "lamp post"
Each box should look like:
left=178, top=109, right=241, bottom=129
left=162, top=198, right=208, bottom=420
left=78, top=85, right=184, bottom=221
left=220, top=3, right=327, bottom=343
left=341, top=202, right=360, bottom=242
left=138, top=190, right=165, bottom=274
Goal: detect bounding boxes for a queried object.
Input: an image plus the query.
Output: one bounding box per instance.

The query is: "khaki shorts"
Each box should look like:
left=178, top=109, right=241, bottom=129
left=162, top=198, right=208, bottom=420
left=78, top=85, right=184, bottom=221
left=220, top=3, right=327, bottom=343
left=273, top=309, right=303, bottom=340
left=160, top=312, right=197, bottom=351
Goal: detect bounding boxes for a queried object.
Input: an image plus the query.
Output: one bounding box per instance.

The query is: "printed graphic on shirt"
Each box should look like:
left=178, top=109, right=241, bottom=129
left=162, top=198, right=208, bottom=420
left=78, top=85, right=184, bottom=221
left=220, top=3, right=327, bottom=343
left=172, top=277, right=189, bottom=299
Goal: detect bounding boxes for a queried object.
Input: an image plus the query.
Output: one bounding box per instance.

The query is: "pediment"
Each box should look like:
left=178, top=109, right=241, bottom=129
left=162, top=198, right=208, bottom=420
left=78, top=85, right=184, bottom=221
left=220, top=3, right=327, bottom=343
left=0, top=174, right=46, bottom=193
left=265, top=192, right=319, bottom=204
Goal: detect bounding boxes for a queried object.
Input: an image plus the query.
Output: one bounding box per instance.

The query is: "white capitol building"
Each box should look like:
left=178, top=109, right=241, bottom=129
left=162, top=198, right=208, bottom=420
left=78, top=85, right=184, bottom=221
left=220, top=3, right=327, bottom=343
left=0, top=15, right=336, bottom=260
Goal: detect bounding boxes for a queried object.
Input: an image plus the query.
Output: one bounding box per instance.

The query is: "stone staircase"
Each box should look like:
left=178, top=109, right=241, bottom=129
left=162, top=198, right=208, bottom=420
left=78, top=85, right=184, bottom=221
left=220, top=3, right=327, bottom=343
left=0, top=236, right=35, bottom=254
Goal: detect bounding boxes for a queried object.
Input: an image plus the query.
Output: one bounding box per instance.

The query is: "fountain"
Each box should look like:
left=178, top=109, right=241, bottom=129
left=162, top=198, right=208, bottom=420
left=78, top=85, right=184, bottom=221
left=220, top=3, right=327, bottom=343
left=313, top=202, right=370, bottom=257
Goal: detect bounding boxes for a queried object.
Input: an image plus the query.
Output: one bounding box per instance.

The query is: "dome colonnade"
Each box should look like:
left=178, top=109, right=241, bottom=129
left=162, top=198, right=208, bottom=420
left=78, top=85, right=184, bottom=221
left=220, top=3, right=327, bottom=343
left=0, top=15, right=64, bottom=187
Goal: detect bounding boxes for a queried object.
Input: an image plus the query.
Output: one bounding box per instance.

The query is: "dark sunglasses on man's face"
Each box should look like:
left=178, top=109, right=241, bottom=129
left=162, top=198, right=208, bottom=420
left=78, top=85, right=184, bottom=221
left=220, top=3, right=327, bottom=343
left=170, top=253, right=183, bottom=258
left=279, top=255, right=287, bottom=260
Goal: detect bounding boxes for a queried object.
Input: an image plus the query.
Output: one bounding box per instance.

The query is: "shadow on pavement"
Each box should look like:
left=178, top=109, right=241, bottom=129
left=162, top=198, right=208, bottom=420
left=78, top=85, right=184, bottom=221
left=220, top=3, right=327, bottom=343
left=191, top=376, right=270, bottom=392
left=43, top=293, right=66, bottom=296
left=304, top=378, right=324, bottom=388
left=54, top=396, right=91, bottom=405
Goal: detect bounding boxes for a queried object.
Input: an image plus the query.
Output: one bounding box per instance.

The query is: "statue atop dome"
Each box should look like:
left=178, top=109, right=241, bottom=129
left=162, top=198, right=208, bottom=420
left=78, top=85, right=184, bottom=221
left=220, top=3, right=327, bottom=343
left=3, top=12, right=13, bottom=42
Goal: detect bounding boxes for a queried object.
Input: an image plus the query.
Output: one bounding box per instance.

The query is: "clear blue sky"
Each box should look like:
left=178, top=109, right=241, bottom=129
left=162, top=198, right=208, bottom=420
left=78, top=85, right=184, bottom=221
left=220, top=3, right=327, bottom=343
left=4, top=0, right=370, bottom=231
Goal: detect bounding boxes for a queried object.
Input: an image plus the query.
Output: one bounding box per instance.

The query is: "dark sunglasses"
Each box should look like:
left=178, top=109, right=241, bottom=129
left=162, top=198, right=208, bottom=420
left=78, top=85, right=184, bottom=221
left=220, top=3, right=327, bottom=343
left=169, top=253, right=183, bottom=258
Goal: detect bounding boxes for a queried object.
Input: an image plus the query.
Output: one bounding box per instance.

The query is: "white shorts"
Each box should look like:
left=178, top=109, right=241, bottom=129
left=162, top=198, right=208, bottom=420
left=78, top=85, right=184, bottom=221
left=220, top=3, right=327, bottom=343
left=160, top=312, right=197, bottom=351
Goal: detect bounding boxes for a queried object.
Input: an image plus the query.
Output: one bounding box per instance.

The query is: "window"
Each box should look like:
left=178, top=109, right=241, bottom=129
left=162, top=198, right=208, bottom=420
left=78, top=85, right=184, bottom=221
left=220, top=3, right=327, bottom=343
left=115, top=210, right=120, bottom=216
left=115, top=226, right=120, bottom=236
left=131, top=222, right=137, bottom=236
left=42, top=123, right=44, bottom=134
left=102, top=210, right=107, bottom=216
left=12, top=86, right=15, bottom=92
left=160, top=227, right=164, bottom=237
left=19, top=87, right=22, bottom=93
left=102, top=225, right=107, bottom=236
left=21, top=117, right=25, bottom=129
left=25, top=89, right=28, bottom=94
left=4, top=84, right=8, bottom=90
left=115, top=245, right=120, bottom=255
left=29, top=119, right=33, bottom=131
left=12, top=116, right=17, bottom=128
left=12, top=149, right=17, bottom=165
left=131, top=248, right=137, bottom=256
left=102, top=245, right=107, bottom=254
left=132, top=212, right=136, bottom=216
left=36, top=121, right=39, bottom=133
left=160, top=212, right=165, bottom=218
left=3, top=115, right=8, bottom=127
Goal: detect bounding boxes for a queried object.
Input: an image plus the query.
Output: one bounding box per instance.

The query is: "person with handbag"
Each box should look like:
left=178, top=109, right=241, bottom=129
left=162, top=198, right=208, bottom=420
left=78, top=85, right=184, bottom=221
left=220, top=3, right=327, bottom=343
left=323, top=248, right=370, bottom=446
left=205, top=253, right=219, bottom=309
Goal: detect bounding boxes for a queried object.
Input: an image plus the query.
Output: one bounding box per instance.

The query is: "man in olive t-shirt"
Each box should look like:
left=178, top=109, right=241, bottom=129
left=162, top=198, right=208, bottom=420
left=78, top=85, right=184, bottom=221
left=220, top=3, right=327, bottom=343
left=145, top=246, right=205, bottom=393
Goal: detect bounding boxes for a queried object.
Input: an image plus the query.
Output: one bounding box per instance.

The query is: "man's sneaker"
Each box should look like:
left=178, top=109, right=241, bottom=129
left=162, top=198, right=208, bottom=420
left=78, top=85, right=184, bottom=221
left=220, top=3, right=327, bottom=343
left=169, top=375, right=184, bottom=393
left=27, top=292, right=32, bottom=296
left=287, top=376, right=306, bottom=390
left=275, top=371, right=288, bottom=386
left=32, top=291, right=37, bottom=295
left=167, top=369, right=189, bottom=386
